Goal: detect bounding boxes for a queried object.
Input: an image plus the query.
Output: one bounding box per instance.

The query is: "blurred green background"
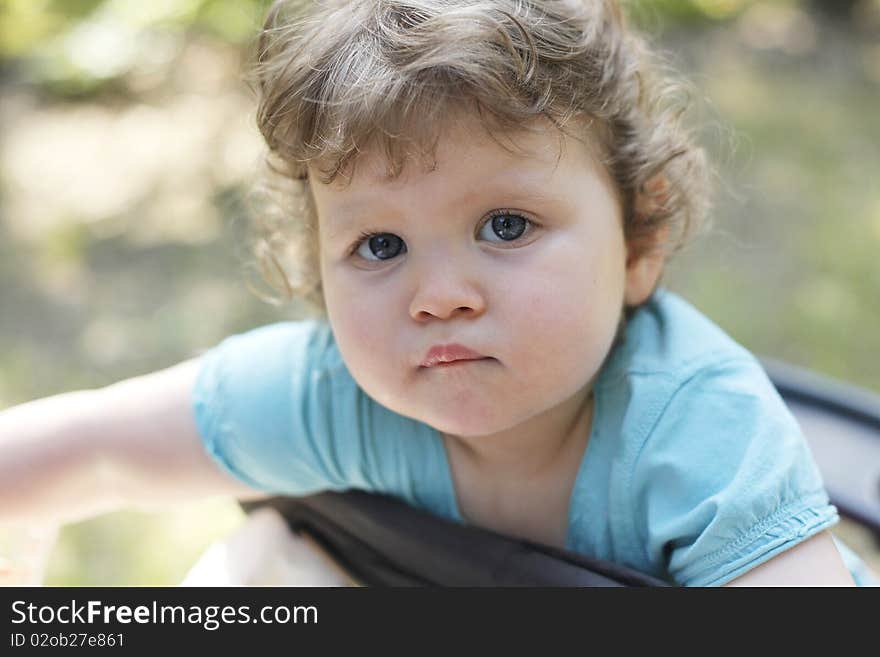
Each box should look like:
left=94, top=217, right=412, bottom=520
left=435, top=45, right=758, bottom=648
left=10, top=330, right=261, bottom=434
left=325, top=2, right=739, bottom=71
left=0, top=0, right=878, bottom=584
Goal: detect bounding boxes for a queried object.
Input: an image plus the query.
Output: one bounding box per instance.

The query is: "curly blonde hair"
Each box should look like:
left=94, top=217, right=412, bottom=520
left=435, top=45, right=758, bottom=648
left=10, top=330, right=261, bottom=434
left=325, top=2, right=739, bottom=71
left=247, top=0, right=710, bottom=316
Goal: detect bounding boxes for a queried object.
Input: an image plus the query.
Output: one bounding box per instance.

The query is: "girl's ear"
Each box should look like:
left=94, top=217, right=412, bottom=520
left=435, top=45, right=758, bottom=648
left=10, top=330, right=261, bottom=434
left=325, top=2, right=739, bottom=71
left=624, top=174, right=671, bottom=306
left=624, top=233, right=667, bottom=306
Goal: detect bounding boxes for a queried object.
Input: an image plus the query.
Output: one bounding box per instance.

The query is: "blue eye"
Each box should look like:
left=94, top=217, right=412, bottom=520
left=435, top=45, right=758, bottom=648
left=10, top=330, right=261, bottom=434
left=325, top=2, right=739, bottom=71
left=353, top=232, right=406, bottom=261
left=478, top=212, right=530, bottom=242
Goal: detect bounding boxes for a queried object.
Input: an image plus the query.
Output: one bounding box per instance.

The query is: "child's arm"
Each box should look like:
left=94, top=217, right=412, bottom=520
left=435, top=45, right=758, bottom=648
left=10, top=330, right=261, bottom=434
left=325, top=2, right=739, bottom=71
left=0, top=357, right=264, bottom=527
left=723, top=530, right=855, bottom=587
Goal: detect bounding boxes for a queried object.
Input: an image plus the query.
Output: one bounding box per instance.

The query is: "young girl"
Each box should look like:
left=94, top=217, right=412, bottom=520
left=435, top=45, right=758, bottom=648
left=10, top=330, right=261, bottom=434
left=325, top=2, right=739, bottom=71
left=0, top=0, right=863, bottom=586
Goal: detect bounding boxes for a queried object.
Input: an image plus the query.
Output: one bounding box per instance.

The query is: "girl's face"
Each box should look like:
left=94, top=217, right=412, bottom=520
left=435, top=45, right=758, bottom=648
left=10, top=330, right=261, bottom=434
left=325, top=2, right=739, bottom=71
left=312, top=117, right=633, bottom=438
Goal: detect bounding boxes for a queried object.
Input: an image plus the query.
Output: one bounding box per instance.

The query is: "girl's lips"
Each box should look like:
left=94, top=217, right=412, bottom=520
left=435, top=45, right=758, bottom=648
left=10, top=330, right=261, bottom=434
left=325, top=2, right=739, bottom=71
left=428, top=359, right=492, bottom=369
left=420, top=343, right=488, bottom=368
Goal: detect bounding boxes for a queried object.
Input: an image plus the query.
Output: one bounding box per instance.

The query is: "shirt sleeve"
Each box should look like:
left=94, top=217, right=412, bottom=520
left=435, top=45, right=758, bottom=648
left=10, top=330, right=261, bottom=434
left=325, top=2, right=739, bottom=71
left=190, top=321, right=450, bottom=508
left=629, top=357, right=839, bottom=587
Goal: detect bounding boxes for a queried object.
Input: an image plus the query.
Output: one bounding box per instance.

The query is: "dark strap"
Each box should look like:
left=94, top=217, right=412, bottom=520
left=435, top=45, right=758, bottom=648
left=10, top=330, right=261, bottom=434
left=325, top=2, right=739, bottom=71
left=242, top=490, right=669, bottom=587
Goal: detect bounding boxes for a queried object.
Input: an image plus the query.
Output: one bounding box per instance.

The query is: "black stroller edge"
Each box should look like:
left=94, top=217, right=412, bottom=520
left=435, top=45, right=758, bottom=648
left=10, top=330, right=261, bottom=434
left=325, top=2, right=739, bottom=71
left=760, top=357, right=880, bottom=435
left=241, top=491, right=668, bottom=587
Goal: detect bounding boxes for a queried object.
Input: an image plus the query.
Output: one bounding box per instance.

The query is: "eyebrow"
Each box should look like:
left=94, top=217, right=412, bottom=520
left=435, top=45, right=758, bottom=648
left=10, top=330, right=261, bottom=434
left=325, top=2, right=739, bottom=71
left=323, top=172, right=565, bottom=241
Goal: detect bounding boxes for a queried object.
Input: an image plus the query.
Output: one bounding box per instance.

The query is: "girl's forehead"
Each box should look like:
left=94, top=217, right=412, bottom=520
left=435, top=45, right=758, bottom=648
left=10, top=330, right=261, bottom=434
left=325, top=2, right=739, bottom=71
left=312, top=114, right=605, bottom=193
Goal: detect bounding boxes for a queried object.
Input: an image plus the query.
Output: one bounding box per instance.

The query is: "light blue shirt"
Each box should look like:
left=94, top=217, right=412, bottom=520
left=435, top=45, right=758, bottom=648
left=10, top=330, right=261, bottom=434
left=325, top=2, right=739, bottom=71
left=192, top=289, right=845, bottom=586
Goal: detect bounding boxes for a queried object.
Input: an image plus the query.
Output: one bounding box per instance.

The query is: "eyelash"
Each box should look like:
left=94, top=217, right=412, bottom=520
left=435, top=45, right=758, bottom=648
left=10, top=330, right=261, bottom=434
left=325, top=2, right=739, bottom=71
left=346, top=209, right=536, bottom=259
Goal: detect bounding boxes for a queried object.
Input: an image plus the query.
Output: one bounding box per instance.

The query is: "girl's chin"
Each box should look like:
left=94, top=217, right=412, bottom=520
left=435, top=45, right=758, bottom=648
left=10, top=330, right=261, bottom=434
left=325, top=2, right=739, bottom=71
left=421, top=412, right=513, bottom=439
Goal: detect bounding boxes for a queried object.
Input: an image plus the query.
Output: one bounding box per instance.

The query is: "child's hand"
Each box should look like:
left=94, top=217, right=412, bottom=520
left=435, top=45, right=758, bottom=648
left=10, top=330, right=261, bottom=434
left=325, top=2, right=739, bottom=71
left=0, top=524, right=59, bottom=586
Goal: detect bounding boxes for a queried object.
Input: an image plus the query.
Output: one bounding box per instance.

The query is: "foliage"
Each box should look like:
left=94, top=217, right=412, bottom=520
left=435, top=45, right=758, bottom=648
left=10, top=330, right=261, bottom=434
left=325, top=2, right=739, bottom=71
left=0, top=0, right=271, bottom=95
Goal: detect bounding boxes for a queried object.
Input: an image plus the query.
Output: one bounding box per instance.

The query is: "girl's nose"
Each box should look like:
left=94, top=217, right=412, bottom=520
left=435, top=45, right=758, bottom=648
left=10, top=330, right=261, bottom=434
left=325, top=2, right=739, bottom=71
left=408, top=256, right=486, bottom=322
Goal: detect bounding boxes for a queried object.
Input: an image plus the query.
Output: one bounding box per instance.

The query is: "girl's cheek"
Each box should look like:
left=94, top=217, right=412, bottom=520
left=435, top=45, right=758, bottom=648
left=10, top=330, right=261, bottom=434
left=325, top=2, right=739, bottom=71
left=336, top=298, right=391, bottom=359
